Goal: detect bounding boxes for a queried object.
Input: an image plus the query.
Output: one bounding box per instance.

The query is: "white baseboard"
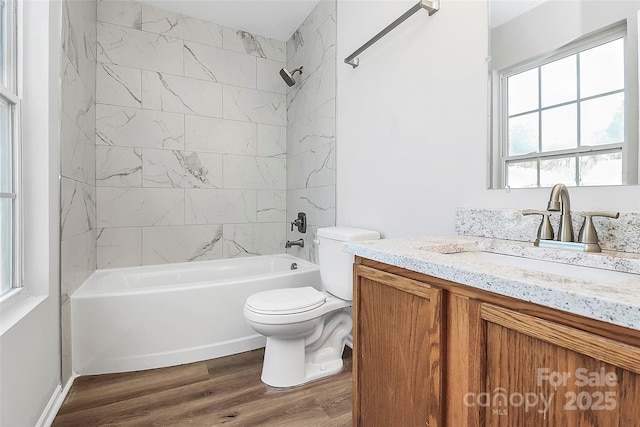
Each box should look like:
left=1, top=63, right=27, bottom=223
left=37, top=374, right=76, bottom=427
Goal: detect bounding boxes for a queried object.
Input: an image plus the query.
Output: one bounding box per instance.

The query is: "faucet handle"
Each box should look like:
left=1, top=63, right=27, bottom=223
left=582, top=211, right=620, bottom=219
left=522, top=209, right=554, bottom=240
left=578, top=211, right=620, bottom=244
left=290, top=212, right=307, bottom=233
left=523, top=209, right=549, bottom=215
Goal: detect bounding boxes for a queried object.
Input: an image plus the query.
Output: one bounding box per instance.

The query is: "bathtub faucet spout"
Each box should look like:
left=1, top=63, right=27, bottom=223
left=285, top=239, right=304, bottom=249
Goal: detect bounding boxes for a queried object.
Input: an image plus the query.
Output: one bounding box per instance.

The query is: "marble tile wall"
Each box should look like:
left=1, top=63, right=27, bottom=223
left=60, top=0, right=97, bottom=384
left=95, top=0, right=289, bottom=268
left=285, top=1, right=337, bottom=262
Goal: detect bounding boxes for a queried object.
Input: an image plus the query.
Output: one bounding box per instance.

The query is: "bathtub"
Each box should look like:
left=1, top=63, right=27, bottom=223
left=71, top=254, right=321, bottom=375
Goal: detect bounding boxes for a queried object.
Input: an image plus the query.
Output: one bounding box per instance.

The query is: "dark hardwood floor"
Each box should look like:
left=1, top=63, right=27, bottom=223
left=53, top=348, right=352, bottom=426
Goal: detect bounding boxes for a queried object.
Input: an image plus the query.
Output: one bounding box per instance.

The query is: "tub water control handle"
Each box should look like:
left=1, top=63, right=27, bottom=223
left=291, top=212, right=307, bottom=233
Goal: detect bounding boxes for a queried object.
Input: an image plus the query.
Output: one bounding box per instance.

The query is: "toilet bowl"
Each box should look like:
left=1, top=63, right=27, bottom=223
left=243, top=227, right=380, bottom=388
left=244, top=286, right=352, bottom=387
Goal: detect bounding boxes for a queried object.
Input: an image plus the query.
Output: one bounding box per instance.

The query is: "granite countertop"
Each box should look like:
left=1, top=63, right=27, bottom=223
left=343, top=236, right=640, bottom=331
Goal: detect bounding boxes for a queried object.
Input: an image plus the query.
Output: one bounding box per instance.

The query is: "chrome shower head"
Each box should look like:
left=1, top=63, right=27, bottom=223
left=279, top=66, right=303, bottom=86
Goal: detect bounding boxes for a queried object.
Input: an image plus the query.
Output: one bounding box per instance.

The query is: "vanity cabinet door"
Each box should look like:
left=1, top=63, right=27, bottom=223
left=353, top=265, right=444, bottom=427
left=472, top=302, right=640, bottom=426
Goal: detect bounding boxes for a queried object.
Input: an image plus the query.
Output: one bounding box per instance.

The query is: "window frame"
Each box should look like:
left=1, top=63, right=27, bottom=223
left=0, top=0, right=22, bottom=300
left=490, top=23, right=637, bottom=189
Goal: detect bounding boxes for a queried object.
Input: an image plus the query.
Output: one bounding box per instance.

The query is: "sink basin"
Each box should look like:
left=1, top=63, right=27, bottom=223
left=445, top=251, right=634, bottom=284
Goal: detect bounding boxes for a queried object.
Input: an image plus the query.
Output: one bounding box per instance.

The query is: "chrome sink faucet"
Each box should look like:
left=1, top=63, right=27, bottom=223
left=546, top=183, right=574, bottom=242
left=523, top=183, right=619, bottom=253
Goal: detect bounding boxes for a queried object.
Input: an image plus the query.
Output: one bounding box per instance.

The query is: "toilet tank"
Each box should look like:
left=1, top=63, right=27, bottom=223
left=317, top=227, right=380, bottom=301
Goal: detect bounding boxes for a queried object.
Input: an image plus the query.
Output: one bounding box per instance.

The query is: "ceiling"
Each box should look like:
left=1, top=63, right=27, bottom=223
left=139, top=1, right=552, bottom=42
left=139, top=0, right=320, bottom=42
left=489, top=0, right=549, bottom=28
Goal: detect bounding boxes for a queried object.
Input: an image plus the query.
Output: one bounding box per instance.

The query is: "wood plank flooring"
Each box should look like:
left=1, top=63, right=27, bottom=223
left=53, top=348, right=352, bottom=427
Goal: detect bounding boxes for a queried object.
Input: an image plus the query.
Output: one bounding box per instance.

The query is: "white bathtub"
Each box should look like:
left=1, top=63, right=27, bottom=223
left=72, top=254, right=321, bottom=375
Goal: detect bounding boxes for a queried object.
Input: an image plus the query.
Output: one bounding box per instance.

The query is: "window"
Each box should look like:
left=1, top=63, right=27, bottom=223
left=0, top=0, right=19, bottom=297
left=499, top=27, right=629, bottom=188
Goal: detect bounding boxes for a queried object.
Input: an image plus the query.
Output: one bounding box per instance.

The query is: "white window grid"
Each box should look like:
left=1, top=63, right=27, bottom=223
left=0, top=0, right=21, bottom=297
left=496, top=25, right=631, bottom=188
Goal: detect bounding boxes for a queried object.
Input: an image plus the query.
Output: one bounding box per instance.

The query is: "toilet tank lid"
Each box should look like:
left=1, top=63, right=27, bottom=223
left=317, top=227, right=380, bottom=241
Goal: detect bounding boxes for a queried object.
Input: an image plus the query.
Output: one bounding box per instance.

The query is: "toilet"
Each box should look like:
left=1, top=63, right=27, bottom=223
left=243, top=227, right=380, bottom=387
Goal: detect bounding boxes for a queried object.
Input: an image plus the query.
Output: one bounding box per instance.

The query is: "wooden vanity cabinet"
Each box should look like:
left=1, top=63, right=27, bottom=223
left=352, top=258, right=640, bottom=427
left=472, top=302, right=640, bottom=426
left=352, top=264, right=444, bottom=427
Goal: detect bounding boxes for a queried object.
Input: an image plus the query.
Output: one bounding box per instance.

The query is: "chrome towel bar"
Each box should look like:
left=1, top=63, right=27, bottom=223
left=344, top=0, right=440, bottom=68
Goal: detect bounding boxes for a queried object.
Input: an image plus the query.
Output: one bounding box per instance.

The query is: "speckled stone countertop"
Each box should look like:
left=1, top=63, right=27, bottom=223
left=343, top=236, right=640, bottom=331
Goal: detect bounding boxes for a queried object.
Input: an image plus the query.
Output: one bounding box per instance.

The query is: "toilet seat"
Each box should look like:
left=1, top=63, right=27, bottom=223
left=245, top=287, right=326, bottom=315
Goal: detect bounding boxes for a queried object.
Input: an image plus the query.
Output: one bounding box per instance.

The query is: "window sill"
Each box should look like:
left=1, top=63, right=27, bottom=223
left=0, top=288, right=47, bottom=336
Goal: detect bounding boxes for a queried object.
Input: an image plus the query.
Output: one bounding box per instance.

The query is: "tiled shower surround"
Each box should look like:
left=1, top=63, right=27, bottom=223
left=95, top=1, right=291, bottom=267
left=285, top=1, right=337, bottom=262
left=60, top=0, right=97, bottom=383
left=60, top=0, right=336, bottom=383
left=94, top=0, right=336, bottom=267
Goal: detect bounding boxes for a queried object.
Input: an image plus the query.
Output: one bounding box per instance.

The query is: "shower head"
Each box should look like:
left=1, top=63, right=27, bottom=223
left=279, top=66, right=303, bottom=87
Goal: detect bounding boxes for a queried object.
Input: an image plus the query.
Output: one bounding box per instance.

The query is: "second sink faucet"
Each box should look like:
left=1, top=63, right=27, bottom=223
left=547, top=183, right=574, bottom=242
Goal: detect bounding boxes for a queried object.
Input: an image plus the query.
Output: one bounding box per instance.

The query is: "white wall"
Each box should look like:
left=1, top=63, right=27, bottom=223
left=491, top=0, right=640, bottom=70
left=336, top=0, right=640, bottom=239
left=0, top=1, right=62, bottom=425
